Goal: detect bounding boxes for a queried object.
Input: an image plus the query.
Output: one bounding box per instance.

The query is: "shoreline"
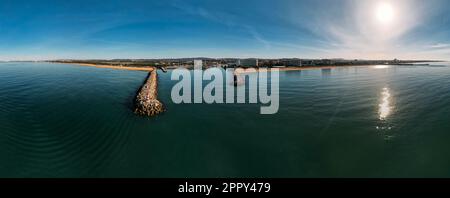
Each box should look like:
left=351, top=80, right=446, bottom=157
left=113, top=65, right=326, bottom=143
left=55, top=61, right=435, bottom=74
left=59, top=62, right=155, bottom=72
left=234, top=65, right=373, bottom=74
left=63, top=62, right=373, bottom=73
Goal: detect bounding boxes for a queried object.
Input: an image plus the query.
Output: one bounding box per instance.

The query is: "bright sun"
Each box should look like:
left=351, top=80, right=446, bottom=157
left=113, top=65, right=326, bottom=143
left=375, top=2, right=395, bottom=24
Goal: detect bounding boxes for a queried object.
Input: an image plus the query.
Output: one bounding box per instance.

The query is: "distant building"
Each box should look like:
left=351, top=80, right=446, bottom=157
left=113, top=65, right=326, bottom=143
left=194, top=60, right=203, bottom=69
left=239, top=59, right=259, bottom=67
left=302, top=60, right=316, bottom=66
left=320, top=59, right=335, bottom=65
left=280, top=59, right=302, bottom=66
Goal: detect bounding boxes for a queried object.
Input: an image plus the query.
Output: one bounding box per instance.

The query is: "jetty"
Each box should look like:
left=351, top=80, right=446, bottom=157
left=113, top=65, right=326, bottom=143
left=233, top=72, right=244, bottom=86
left=134, top=69, right=165, bottom=117
left=159, top=67, right=168, bottom=73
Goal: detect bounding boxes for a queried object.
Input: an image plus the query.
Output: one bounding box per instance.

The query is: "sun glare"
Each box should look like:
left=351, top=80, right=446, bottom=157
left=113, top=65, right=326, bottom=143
left=375, top=2, right=395, bottom=24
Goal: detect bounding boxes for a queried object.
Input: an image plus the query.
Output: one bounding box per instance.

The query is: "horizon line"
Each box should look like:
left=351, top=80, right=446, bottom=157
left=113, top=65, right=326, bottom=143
left=1, top=58, right=447, bottom=62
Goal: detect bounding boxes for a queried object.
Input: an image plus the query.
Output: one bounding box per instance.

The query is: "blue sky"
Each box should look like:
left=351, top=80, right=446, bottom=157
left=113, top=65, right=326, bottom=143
left=1, top=0, right=450, bottom=60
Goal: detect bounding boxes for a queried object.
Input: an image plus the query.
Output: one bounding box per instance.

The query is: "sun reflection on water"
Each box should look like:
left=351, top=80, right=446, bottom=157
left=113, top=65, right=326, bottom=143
left=379, top=87, right=392, bottom=120
left=373, top=65, right=390, bottom=69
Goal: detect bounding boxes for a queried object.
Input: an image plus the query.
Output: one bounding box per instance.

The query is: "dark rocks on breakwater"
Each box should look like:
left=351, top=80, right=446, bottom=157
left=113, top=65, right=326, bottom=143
left=134, top=70, right=165, bottom=116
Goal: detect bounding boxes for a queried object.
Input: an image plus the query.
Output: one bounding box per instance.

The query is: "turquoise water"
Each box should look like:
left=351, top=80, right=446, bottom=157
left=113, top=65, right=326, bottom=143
left=1, top=62, right=450, bottom=178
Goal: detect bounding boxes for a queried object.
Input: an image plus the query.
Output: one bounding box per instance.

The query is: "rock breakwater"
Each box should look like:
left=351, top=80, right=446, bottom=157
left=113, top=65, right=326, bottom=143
left=134, top=70, right=165, bottom=116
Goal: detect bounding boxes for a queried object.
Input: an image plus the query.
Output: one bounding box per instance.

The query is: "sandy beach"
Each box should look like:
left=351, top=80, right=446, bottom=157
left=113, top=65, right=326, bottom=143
left=68, top=63, right=155, bottom=72
left=62, top=62, right=373, bottom=74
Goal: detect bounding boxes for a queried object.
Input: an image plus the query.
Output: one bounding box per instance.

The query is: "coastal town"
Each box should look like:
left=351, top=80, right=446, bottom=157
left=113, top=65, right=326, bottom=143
left=51, top=58, right=435, bottom=69
left=45, top=58, right=438, bottom=117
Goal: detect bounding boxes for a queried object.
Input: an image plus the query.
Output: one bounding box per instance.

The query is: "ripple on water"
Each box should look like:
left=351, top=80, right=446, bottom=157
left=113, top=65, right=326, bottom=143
left=2, top=63, right=450, bottom=177
left=0, top=64, right=138, bottom=177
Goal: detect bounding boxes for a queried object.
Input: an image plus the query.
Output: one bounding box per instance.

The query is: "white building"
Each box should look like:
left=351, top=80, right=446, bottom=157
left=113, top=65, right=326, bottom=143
left=194, top=60, right=203, bottom=69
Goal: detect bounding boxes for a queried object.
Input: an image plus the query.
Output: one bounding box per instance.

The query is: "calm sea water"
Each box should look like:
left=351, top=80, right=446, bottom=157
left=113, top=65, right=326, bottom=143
left=1, top=62, right=450, bottom=178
